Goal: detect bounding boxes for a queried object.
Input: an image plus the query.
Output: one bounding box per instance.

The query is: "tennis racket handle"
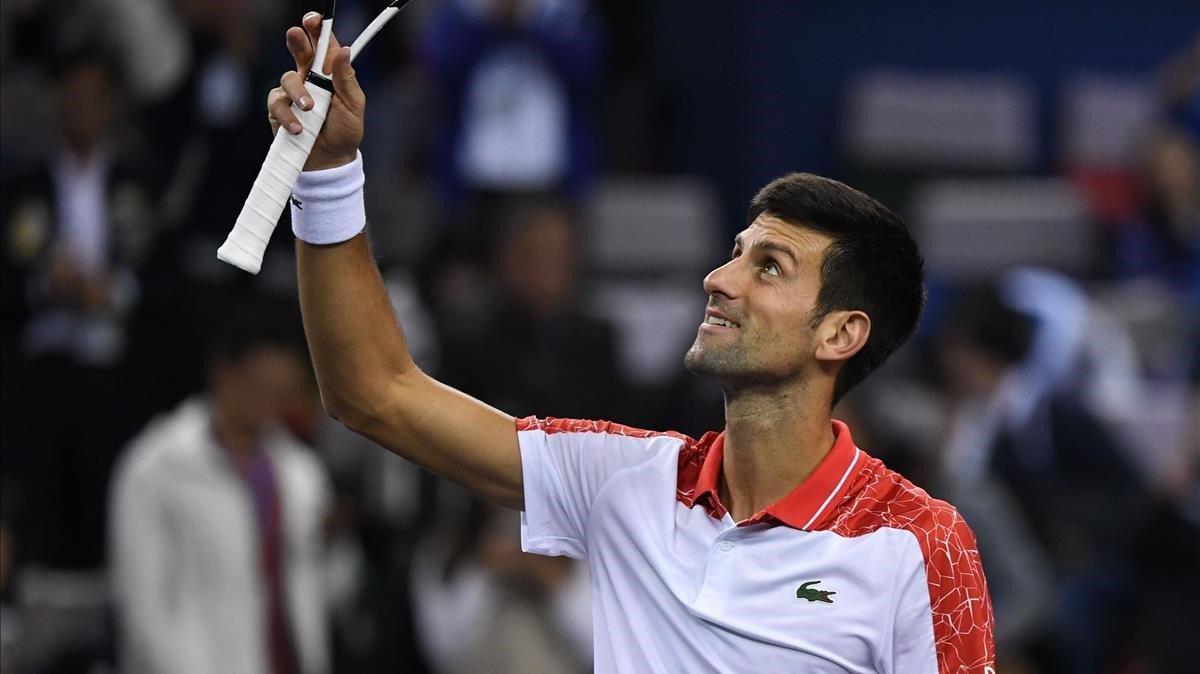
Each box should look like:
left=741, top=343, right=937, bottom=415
left=217, top=86, right=334, bottom=274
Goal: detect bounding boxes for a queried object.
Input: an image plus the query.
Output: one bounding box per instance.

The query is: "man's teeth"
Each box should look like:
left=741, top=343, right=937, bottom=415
left=706, top=316, right=736, bottom=328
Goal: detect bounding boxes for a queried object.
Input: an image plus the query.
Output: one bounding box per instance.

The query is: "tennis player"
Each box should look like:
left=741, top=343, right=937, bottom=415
left=273, top=13, right=995, bottom=673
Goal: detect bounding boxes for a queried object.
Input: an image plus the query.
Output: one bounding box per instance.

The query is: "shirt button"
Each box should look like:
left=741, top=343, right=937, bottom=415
left=718, top=541, right=735, bottom=552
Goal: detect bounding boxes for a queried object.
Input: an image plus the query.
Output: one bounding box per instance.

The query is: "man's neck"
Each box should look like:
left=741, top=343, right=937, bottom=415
left=61, top=138, right=105, bottom=167
left=719, top=381, right=836, bottom=522
left=210, top=401, right=258, bottom=464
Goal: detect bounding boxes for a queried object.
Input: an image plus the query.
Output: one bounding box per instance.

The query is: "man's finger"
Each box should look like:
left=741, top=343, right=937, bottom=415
left=299, top=12, right=344, bottom=77
left=280, top=70, right=312, bottom=112
left=285, top=26, right=313, bottom=74
left=303, top=12, right=323, bottom=52
left=320, top=33, right=343, bottom=76
left=329, top=47, right=364, bottom=112
left=267, top=88, right=303, bottom=135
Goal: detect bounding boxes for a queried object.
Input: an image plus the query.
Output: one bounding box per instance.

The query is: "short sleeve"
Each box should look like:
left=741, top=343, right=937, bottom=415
left=516, top=416, right=687, bottom=560
left=893, top=515, right=996, bottom=674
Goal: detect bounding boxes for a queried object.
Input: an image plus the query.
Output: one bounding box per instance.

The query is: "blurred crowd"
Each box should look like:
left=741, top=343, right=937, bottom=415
left=0, top=1, right=1197, bottom=673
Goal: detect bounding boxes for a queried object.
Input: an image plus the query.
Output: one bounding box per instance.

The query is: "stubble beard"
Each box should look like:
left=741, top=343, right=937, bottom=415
left=684, top=333, right=750, bottom=381
left=685, top=323, right=814, bottom=390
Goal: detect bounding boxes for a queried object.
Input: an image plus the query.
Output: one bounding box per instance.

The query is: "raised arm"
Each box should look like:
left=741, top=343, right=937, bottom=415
left=271, top=13, right=522, bottom=508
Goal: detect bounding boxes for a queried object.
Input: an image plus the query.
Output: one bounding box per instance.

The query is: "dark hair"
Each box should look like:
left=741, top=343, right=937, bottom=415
left=496, top=193, right=577, bottom=245
left=943, top=284, right=1035, bottom=365
left=51, top=44, right=120, bottom=86
left=747, top=173, right=926, bottom=405
left=207, top=298, right=308, bottom=366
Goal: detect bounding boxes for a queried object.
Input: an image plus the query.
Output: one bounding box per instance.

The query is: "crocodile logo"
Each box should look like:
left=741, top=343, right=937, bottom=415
left=796, top=580, right=836, bottom=604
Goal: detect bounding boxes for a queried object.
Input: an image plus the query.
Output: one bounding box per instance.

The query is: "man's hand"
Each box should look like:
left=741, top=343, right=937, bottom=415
left=267, top=13, right=365, bottom=171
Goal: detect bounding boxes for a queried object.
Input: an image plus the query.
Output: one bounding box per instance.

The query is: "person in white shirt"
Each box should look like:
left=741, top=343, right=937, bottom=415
left=109, top=302, right=332, bottom=674
left=411, top=497, right=592, bottom=674
left=265, top=14, right=995, bottom=673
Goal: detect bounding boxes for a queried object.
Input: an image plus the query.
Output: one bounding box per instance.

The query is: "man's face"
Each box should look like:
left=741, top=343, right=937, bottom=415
left=684, top=214, right=832, bottom=386
left=498, top=209, right=575, bottom=317
left=213, top=346, right=309, bottom=435
left=59, top=64, right=114, bottom=150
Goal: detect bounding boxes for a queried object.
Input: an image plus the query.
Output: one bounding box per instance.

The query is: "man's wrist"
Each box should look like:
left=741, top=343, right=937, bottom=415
left=291, top=150, right=366, bottom=245
left=304, top=150, right=359, bottom=172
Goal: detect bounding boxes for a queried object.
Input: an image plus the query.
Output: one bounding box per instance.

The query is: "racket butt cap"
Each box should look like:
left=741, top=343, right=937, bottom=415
left=216, top=238, right=265, bottom=275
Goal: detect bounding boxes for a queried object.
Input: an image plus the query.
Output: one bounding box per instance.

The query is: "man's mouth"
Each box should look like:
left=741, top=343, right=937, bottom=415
left=703, top=310, right=740, bottom=329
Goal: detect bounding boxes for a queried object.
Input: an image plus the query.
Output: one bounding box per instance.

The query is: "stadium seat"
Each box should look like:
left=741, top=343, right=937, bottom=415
left=584, top=280, right=706, bottom=387
left=1059, top=74, right=1157, bottom=169
left=583, top=176, right=723, bottom=277
left=911, top=178, right=1094, bottom=279
left=843, top=70, right=1037, bottom=172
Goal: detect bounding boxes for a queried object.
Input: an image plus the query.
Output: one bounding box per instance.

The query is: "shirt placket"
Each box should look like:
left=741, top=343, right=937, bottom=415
left=692, top=522, right=751, bottom=618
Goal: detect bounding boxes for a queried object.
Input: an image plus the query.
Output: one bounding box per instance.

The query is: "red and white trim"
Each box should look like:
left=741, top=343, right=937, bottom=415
left=677, top=420, right=864, bottom=531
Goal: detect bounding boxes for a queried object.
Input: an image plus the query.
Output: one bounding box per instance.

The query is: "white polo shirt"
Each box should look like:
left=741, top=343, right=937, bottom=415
left=518, top=417, right=995, bottom=673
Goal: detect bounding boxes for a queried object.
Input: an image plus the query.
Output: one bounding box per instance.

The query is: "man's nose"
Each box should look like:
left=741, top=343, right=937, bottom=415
left=702, top=259, right=741, bottom=300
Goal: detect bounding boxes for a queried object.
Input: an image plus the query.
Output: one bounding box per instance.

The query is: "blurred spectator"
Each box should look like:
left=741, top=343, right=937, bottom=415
left=142, top=0, right=286, bottom=245
left=1, top=46, right=160, bottom=568
left=106, top=0, right=193, bottom=106
left=1000, top=267, right=1143, bottom=419
left=312, top=419, right=436, bottom=674
left=589, top=1, right=669, bottom=173
left=1115, top=127, right=1200, bottom=304
left=1126, top=432, right=1200, bottom=674
left=109, top=301, right=332, bottom=674
left=1159, top=36, right=1200, bottom=144
left=438, top=196, right=627, bottom=419
left=935, top=284, right=1146, bottom=674
left=131, top=0, right=305, bottom=409
left=1109, top=37, right=1200, bottom=307
left=2, top=47, right=156, bottom=369
left=425, top=0, right=602, bottom=207
left=411, top=495, right=591, bottom=674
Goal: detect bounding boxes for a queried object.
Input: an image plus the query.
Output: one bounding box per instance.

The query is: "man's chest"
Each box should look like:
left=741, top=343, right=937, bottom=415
left=162, top=455, right=320, bottom=574
left=585, top=467, right=924, bottom=672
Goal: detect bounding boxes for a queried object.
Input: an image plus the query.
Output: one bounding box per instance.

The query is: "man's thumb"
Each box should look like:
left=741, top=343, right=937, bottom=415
left=331, top=47, right=362, bottom=108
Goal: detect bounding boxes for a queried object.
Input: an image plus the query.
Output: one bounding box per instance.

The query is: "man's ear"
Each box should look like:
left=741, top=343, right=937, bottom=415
left=814, top=310, right=870, bottom=364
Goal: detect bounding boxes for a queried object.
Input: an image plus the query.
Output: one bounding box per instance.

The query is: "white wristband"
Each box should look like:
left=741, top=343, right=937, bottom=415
left=290, top=151, right=366, bottom=245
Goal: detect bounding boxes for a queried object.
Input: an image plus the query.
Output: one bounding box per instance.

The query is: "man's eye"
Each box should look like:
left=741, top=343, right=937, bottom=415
left=763, top=261, right=781, bottom=277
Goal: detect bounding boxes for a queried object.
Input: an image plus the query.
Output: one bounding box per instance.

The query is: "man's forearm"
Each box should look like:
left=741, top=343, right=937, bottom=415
left=295, top=232, right=523, bottom=508
left=296, top=233, right=416, bottom=426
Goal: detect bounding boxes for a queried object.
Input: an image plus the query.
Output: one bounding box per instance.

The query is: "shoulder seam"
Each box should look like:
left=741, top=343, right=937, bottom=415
left=515, top=416, right=693, bottom=443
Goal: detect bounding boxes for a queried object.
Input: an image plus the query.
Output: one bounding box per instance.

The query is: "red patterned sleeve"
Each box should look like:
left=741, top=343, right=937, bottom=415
left=921, top=509, right=996, bottom=673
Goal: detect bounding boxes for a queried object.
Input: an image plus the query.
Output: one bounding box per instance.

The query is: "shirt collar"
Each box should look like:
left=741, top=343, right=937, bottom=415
left=691, top=420, right=862, bottom=531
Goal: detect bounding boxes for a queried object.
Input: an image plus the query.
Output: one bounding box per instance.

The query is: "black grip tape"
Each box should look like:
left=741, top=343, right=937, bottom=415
left=305, top=72, right=335, bottom=93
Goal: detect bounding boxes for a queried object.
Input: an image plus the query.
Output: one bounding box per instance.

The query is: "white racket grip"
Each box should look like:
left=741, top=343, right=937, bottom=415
left=217, top=85, right=334, bottom=274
